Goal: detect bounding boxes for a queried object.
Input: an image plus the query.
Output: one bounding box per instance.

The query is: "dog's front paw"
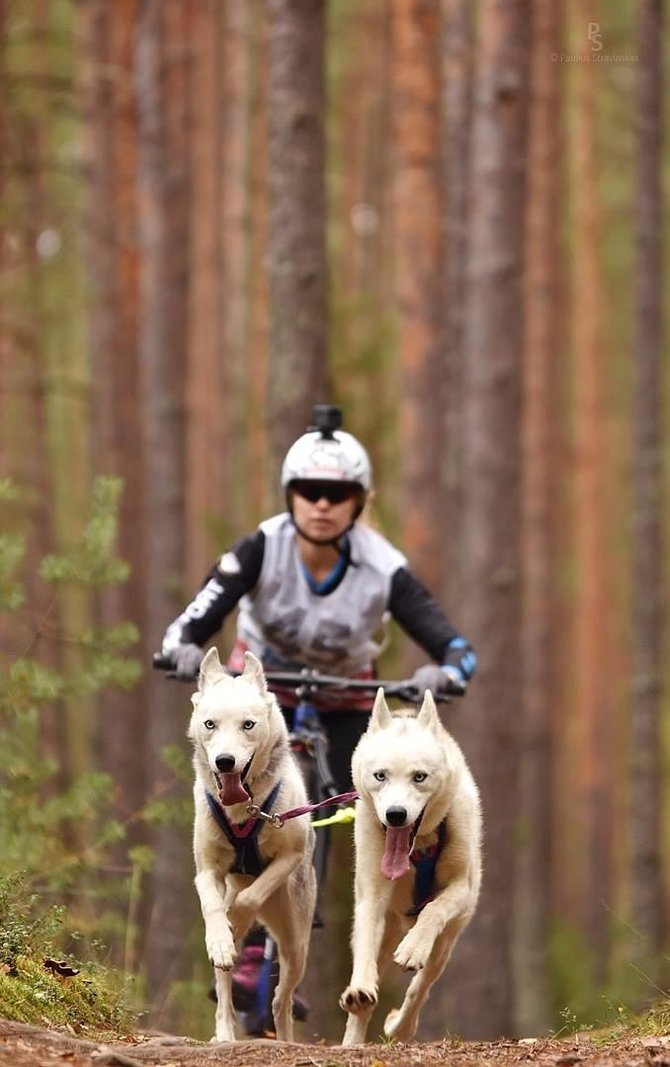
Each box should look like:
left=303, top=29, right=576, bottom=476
left=205, top=930, right=236, bottom=970
left=393, top=931, right=429, bottom=971
left=228, top=893, right=255, bottom=941
left=339, top=983, right=378, bottom=1015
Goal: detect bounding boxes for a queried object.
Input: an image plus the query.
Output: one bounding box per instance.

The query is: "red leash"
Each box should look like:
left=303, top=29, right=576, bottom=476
left=246, top=790, right=359, bottom=828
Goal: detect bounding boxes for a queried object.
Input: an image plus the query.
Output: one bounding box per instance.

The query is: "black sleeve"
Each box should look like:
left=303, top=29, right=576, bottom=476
left=388, top=567, right=471, bottom=665
left=161, top=530, right=265, bottom=650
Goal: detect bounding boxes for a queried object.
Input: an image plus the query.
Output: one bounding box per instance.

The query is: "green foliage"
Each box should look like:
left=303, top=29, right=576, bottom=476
left=39, top=478, right=131, bottom=587
left=0, top=873, right=133, bottom=1036
left=548, top=916, right=665, bottom=1036
left=0, top=476, right=141, bottom=889
left=0, top=533, right=26, bottom=611
left=0, top=476, right=143, bottom=1029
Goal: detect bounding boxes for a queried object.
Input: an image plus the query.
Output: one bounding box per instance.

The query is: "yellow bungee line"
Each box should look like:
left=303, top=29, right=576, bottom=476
left=312, top=805, right=357, bottom=828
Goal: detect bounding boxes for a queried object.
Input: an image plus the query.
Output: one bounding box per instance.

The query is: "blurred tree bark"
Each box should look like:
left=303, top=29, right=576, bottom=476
left=568, top=0, right=612, bottom=982
left=220, top=0, right=253, bottom=536
left=449, top=0, right=529, bottom=1039
left=247, top=4, right=270, bottom=519
left=391, top=0, right=444, bottom=613
left=0, top=0, right=66, bottom=768
left=78, top=0, right=147, bottom=917
left=135, top=0, right=196, bottom=1009
left=185, top=0, right=226, bottom=585
left=265, top=0, right=329, bottom=503
left=441, top=0, right=473, bottom=607
left=329, top=0, right=396, bottom=507
left=184, top=0, right=252, bottom=576
left=629, top=0, right=664, bottom=983
left=515, top=0, right=563, bottom=1035
left=25, top=0, right=91, bottom=787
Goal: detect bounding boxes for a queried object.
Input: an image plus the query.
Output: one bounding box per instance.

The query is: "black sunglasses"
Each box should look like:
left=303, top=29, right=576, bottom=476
left=291, top=480, right=359, bottom=505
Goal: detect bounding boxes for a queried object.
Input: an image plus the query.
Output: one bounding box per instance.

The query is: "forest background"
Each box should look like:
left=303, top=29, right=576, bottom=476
left=0, top=0, right=668, bottom=1049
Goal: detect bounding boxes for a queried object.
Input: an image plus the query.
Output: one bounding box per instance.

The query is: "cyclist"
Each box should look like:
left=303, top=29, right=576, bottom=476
left=159, top=404, right=477, bottom=1017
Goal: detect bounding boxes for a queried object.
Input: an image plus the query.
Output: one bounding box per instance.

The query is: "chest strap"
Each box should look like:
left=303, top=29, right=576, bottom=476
left=407, top=818, right=447, bottom=916
left=205, top=782, right=281, bottom=877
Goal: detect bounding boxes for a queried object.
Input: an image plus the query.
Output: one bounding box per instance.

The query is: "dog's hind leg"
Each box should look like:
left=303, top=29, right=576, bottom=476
left=265, top=885, right=315, bottom=1042
left=271, top=941, right=304, bottom=1042
left=383, top=925, right=458, bottom=1042
left=212, top=967, right=236, bottom=1042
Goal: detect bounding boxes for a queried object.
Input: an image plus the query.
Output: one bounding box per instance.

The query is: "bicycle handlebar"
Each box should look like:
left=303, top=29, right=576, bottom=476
left=152, top=652, right=465, bottom=703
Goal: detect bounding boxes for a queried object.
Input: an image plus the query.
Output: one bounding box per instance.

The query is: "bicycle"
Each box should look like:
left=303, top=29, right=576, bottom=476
left=152, top=653, right=464, bottom=1036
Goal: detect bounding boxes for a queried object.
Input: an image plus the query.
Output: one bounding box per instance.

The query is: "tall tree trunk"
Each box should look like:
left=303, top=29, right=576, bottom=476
left=135, top=0, right=195, bottom=1010
left=329, top=0, right=395, bottom=497
left=390, top=0, right=444, bottom=622
left=265, top=0, right=329, bottom=504
left=220, top=0, right=252, bottom=536
left=185, top=0, right=226, bottom=586
left=36, top=0, right=91, bottom=786
left=247, top=5, right=269, bottom=519
left=515, top=0, right=563, bottom=1035
left=449, top=0, right=529, bottom=1039
left=441, top=0, right=473, bottom=607
left=0, top=0, right=65, bottom=767
left=77, top=0, right=147, bottom=915
left=568, top=0, right=612, bottom=981
left=629, top=0, right=664, bottom=983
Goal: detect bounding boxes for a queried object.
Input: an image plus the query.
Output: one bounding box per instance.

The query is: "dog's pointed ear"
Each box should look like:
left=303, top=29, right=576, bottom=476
left=242, top=650, right=268, bottom=696
left=368, top=687, right=392, bottom=731
left=417, top=689, right=441, bottom=734
left=198, top=646, right=227, bottom=692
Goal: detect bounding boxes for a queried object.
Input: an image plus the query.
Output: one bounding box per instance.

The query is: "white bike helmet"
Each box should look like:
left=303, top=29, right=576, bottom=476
left=281, top=407, right=372, bottom=535
left=281, top=429, right=372, bottom=492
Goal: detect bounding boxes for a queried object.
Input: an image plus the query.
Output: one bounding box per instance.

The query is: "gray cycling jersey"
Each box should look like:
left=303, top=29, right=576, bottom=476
left=237, top=513, right=407, bottom=673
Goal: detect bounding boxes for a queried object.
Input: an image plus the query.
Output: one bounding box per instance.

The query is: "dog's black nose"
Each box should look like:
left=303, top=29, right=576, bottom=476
left=385, top=806, right=408, bottom=827
left=215, top=753, right=236, bottom=773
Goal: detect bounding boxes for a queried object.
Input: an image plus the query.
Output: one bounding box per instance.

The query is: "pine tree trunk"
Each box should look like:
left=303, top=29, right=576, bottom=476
left=185, top=0, right=226, bottom=585
left=441, top=0, right=473, bottom=608
left=515, top=0, right=562, bottom=1035
left=77, top=0, right=147, bottom=923
left=629, top=0, right=664, bottom=979
left=220, top=0, right=252, bottom=534
left=0, top=0, right=66, bottom=768
left=568, top=1, right=612, bottom=981
left=266, top=0, right=328, bottom=500
left=448, top=0, right=529, bottom=1039
left=247, top=5, right=270, bottom=518
left=391, top=0, right=444, bottom=615
left=135, top=0, right=196, bottom=1009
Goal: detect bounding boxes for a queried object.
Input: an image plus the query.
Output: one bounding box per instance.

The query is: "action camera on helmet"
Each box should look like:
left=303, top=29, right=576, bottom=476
left=310, top=405, right=342, bottom=439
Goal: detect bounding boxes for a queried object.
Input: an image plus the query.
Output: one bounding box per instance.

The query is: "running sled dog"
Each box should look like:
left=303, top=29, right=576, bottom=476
left=188, top=648, right=316, bottom=1042
left=340, top=688, right=482, bottom=1044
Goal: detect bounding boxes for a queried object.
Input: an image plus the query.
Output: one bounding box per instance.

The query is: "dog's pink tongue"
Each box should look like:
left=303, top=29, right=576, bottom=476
left=218, top=773, right=248, bottom=806
left=381, top=826, right=413, bottom=880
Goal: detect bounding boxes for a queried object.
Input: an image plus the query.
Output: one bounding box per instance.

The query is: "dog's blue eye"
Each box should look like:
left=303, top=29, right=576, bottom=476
left=373, top=771, right=386, bottom=782
left=413, top=771, right=427, bottom=783
left=242, top=719, right=256, bottom=731
left=203, top=719, right=215, bottom=731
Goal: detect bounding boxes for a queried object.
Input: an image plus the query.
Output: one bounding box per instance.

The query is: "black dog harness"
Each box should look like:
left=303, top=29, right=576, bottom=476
left=407, top=818, right=448, bottom=916
left=205, top=783, right=281, bottom=877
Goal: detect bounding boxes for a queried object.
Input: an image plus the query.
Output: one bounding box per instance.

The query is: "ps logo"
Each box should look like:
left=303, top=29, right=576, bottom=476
left=587, top=22, right=603, bottom=52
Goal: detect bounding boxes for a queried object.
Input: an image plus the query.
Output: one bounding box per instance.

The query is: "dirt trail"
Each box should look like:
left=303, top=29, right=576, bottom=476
left=2, top=1018, right=670, bottom=1067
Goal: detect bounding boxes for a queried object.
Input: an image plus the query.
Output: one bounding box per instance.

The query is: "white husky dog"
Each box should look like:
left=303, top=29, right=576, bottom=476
left=340, top=688, right=482, bottom=1044
left=188, top=647, right=316, bottom=1042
